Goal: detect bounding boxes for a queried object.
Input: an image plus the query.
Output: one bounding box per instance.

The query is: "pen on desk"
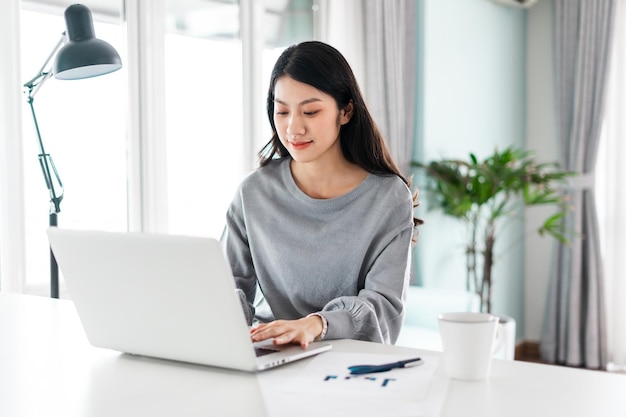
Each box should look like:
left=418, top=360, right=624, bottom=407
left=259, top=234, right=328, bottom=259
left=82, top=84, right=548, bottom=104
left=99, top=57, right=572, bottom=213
left=347, top=357, right=423, bottom=375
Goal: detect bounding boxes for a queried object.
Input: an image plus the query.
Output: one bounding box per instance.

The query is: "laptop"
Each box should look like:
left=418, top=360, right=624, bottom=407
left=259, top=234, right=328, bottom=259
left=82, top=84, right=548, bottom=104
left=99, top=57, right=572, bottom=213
left=46, top=227, right=331, bottom=372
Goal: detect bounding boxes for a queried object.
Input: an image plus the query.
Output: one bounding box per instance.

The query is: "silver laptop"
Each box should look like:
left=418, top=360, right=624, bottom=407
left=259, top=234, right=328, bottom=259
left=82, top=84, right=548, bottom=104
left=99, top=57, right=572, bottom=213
left=47, top=228, right=331, bottom=372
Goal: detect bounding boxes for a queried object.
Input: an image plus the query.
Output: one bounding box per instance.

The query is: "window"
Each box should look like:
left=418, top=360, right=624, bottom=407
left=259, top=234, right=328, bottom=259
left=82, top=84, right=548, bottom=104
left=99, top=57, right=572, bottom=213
left=164, top=0, right=314, bottom=239
left=8, top=0, right=316, bottom=296
left=164, top=1, right=244, bottom=239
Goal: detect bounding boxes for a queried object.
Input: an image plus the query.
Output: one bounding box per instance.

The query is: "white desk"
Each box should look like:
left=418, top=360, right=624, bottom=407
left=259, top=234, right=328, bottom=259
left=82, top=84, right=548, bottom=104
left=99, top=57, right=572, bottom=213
left=1, top=293, right=625, bottom=417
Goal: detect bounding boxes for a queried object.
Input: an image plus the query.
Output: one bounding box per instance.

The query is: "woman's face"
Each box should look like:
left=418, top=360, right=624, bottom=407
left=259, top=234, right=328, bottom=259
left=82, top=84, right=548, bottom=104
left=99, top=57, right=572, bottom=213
left=273, top=76, right=352, bottom=165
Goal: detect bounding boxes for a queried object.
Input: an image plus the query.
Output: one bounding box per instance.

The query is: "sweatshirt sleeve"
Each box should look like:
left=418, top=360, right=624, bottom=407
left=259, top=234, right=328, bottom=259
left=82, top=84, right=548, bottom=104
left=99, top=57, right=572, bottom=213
left=224, top=188, right=257, bottom=325
left=319, top=200, right=414, bottom=344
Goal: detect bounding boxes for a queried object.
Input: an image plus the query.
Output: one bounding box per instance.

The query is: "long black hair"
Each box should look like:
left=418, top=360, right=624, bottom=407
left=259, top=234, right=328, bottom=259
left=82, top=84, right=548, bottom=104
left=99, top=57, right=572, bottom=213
left=259, top=41, right=423, bottom=231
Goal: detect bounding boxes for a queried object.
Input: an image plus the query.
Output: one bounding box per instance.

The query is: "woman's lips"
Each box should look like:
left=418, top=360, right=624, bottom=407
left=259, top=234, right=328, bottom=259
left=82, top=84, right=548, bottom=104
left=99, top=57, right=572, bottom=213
left=290, top=141, right=313, bottom=150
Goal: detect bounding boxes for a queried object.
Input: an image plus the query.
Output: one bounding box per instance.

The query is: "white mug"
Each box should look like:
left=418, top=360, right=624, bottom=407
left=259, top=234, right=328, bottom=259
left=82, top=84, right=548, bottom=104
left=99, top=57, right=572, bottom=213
left=437, top=312, right=504, bottom=380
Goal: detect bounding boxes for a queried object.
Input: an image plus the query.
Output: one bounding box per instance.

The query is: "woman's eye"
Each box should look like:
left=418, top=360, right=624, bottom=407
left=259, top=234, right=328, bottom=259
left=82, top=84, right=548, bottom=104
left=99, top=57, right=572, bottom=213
left=304, top=110, right=319, bottom=116
left=275, top=111, right=288, bottom=116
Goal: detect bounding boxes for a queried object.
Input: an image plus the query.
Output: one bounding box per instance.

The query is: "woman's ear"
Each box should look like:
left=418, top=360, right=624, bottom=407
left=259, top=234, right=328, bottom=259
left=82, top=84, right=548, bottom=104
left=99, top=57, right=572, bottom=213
left=339, top=101, right=354, bottom=125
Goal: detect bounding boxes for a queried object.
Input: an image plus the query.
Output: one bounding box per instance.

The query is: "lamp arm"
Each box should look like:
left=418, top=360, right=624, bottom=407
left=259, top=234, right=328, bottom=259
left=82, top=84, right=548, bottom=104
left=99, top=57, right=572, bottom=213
left=23, top=33, right=66, bottom=97
left=25, top=91, right=64, bottom=215
left=23, top=33, right=67, bottom=215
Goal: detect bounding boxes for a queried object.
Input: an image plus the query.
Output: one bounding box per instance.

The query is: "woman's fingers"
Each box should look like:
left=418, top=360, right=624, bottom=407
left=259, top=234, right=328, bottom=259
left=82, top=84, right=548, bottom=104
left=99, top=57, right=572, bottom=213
left=250, top=318, right=318, bottom=348
left=250, top=320, right=290, bottom=342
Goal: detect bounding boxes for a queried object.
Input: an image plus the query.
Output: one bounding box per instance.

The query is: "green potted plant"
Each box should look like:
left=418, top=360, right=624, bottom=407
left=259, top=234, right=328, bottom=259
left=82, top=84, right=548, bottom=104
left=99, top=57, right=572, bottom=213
left=413, top=146, right=574, bottom=314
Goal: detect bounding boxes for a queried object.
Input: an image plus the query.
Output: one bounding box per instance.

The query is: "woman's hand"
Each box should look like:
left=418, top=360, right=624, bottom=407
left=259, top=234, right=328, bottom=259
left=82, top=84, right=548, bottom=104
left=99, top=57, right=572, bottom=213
left=250, top=315, right=323, bottom=349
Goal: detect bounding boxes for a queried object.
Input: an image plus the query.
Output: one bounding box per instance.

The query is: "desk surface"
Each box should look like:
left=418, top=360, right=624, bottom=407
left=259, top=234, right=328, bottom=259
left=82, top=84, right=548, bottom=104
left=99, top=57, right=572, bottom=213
left=1, top=292, right=625, bottom=417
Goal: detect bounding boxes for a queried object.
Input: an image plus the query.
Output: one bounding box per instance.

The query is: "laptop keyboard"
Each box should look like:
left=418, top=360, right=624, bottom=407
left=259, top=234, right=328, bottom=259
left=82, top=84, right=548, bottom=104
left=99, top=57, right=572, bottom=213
left=255, top=347, right=280, bottom=357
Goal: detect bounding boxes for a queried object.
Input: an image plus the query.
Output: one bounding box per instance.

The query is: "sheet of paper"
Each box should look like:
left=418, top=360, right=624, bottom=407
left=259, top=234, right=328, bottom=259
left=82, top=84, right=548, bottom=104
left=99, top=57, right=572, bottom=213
left=258, top=352, right=449, bottom=417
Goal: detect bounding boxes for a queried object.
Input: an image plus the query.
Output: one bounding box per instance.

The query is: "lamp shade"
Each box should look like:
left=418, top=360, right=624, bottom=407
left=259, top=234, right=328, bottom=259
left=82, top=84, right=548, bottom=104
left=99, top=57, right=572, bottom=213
left=52, top=4, right=122, bottom=80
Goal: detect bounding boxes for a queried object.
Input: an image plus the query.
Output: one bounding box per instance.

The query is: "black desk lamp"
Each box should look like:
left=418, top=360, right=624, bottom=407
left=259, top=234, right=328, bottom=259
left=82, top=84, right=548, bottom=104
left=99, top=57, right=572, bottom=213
left=22, top=4, right=122, bottom=298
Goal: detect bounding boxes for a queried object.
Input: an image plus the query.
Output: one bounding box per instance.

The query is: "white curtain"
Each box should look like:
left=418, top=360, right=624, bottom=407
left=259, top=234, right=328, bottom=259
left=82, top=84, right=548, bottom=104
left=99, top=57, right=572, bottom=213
left=317, top=0, right=365, bottom=88
left=0, top=0, right=27, bottom=293
left=541, top=0, right=615, bottom=369
left=596, top=0, right=626, bottom=372
left=318, top=0, right=418, bottom=176
left=362, top=1, right=417, bottom=176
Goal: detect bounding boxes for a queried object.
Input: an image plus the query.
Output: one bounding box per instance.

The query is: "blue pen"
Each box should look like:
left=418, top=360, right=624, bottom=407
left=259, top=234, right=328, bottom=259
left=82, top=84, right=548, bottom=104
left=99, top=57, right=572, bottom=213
left=348, top=357, right=423, bottom=375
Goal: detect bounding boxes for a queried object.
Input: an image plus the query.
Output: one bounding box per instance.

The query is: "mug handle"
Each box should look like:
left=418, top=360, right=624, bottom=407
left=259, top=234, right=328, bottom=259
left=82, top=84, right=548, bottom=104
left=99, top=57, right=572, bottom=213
left=492, top=323, right=505, bottom=355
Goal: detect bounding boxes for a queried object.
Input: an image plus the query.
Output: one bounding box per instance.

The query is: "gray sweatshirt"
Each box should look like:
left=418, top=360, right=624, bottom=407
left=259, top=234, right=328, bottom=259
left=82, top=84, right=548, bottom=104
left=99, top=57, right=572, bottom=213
left=224, top=157, right=414, bottom=344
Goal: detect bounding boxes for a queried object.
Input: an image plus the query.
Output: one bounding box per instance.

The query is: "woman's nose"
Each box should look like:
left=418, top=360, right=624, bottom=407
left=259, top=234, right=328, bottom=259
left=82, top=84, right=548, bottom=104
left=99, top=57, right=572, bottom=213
left=286, top=115, right=305, bottom=136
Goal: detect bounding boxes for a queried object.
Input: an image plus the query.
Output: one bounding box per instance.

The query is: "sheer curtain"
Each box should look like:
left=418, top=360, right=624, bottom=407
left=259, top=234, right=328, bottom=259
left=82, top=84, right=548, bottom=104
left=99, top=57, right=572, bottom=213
left=362, top=0, right=418, bottom=176
left=540, top=0, right=615, bottom=369
left=318, top=0, right=418, bottom=176
left=596, top=0, right=626, bottom=372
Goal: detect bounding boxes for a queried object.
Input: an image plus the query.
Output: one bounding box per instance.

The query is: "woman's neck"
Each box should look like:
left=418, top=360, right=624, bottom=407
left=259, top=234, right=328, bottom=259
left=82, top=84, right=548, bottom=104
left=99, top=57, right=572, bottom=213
left=289, top=157, right=368, bottom=199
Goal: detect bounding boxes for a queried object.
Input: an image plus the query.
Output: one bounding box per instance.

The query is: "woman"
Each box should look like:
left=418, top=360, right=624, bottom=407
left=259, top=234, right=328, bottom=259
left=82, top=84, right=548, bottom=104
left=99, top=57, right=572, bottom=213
left=224, top=41, right=421, bottom=348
